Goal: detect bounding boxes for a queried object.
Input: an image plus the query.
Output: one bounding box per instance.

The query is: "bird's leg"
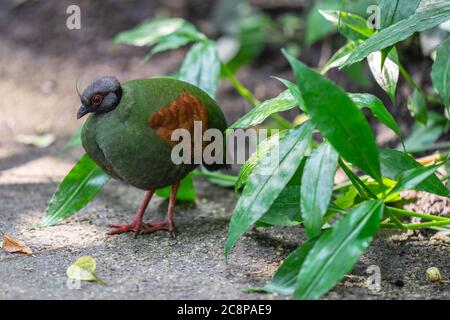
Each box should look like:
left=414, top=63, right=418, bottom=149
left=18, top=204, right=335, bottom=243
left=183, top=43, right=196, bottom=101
left=108, top=189, right=155, bottom=237
left=142, top=181, right=180, bottom=238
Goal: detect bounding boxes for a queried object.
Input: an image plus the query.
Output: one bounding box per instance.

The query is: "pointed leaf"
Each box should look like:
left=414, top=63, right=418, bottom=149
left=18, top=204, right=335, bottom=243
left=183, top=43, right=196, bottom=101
left=225, top=122, right=314, bottom=256
left=178, top=41, right=221, bottom=98
left=113, top=18, right=204, bottom=47
left=367, top=50, right=399, bottom=103
left=305, top=1, right=338, bottom=45
left=379, top=0, right=421, bottom=29
left=321, top=41, right=358, bottom=74
left=284, top=52, right=381, bottom=182
left=274, top=77, right=306, bottom=112
left=389, top=166, right=438, bottom=195
left=229, top=90, right=297, bottom=129
left=294, top=200, right=384, bottom=300
left=380, top=149, right=449, bottom=197
left=431, top=36, right=450, bottom=112
left=301, top=142, right=339, bottom=238
left=234, top=130, right=287, bottom=191
left=320, top=10, right=374, bottom=40
left=263, top=240, right=315, bottom=295
left=407, top=89, right=428, bottom=125
left=343, top=1, right=450, bottom=67
left=257, top=185, right=302, bottom=227
left=349, top=93, right=402, bottom=141
left=40, top=154, right=110, bottom=227
left=257, top=162, right=306, bottom=227
left=402, top=111, right=448, bottom=153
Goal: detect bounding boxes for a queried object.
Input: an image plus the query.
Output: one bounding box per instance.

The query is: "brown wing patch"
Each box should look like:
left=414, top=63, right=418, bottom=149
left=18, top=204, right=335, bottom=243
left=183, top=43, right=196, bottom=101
left=149, top=93, right=209, bottom=149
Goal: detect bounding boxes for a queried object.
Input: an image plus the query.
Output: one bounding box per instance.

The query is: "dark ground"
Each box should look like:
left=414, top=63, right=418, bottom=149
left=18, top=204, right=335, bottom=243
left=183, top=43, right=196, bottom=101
left=0, top=0, right=449, bottom=299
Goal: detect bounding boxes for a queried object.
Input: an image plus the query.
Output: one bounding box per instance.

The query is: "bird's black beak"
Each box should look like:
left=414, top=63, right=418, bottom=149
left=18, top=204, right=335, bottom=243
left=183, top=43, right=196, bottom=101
left=77, top=105, right=90, bottom=119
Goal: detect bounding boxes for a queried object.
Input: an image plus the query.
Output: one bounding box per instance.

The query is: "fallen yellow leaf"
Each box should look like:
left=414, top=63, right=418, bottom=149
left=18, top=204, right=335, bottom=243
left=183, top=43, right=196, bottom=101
left=2, top=235, right=33, bottom=255
left=67, top=256, right=106, bottom=285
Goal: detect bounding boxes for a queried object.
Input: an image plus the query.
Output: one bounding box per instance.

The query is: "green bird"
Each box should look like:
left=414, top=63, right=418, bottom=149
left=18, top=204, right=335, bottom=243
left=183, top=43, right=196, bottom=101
left=77, top=76, right=228, bottom=237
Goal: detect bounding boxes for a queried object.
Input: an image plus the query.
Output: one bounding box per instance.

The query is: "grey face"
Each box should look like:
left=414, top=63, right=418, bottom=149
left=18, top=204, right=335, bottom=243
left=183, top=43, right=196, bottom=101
left=77, top=76, right=122, bottom=119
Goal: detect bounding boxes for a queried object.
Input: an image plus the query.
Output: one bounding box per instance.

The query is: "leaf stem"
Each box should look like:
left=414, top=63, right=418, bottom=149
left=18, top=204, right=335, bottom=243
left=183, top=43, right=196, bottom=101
left=338, top=159, right=378, bottom=199
left=221, top=64, right=293, bottom=129
left=192, top=170, right=237, bottom=183
left=385, top=207, right=406, bottom=229
left=398, top=62, right=441, bottom=105
left=406, top=142, right=450, bottom=154
left=381, top=220, right=450, bottom=230
left=386, top=207, right=450, bottom=222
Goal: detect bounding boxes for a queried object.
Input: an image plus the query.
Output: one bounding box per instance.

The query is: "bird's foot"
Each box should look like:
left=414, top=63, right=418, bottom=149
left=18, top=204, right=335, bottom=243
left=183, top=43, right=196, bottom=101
left=107, top=222, right=143, bottom=237
left=142, top=219, right=175, bottom=238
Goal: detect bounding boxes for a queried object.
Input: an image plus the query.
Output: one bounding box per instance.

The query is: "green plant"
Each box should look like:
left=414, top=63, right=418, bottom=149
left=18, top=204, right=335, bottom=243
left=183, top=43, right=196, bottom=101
left=43, top=1, right=450, bottom=300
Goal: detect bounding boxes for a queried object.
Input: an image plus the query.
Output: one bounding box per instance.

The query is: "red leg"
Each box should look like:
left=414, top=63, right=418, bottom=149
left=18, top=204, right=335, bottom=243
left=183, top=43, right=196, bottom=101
left=108, top=189, right=155, bottom=237
left=142, top=181, right=180, bottom=238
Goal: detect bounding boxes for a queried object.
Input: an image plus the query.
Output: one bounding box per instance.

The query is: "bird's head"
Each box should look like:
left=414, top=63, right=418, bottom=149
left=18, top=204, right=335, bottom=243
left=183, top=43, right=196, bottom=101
left=77, top=76, right=122, bottom=119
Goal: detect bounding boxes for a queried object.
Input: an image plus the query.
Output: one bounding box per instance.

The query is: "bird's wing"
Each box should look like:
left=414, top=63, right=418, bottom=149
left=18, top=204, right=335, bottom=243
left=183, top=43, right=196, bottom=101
left=148, top=92, right=209, bottom=156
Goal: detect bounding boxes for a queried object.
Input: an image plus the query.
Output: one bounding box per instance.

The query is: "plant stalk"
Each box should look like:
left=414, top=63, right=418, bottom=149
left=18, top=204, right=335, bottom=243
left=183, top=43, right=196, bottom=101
left=398, top=62, right=442, bottom=105
left=221, top=64, right=293, bottom=129
left=381, top=220, right=450, bottom=230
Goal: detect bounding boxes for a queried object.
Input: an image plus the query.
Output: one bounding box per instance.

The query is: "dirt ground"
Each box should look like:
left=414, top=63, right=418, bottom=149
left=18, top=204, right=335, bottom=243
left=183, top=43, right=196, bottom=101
left=0, top=0, right=449, bottom=300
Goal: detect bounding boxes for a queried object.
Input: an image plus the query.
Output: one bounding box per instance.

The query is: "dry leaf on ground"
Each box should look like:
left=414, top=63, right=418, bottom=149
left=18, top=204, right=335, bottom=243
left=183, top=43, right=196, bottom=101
left=2, top=234, right=33, bottom=255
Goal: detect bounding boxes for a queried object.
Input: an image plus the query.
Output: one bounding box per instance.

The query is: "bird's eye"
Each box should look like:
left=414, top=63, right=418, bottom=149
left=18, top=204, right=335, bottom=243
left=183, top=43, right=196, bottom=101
left=91, top=94, right=103, bottom=106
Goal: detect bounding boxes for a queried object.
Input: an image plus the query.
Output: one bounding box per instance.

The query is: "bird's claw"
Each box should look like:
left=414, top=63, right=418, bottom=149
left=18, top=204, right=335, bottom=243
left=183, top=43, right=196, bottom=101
left=142, top=219, right=175, bottom=238
left=107, top=220, right=175, bottom=238
left=107, top=223, right=142, bottom=237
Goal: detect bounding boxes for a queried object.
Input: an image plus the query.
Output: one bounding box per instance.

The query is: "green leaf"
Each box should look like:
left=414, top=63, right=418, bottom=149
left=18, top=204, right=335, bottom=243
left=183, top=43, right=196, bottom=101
left=284, top=51, right=381, bottom=182
left=407, top=89, right=428, bottom=125
left=225, top=12, right=269, bottom=72
left=343, top=1, right=450, bottom=67
left=380, top=149, right=449, bottom=197
left=257, top=184, right=302, bottom=227
left=431, top=36, right=450, bottom=112
left=294, top=200, right=384, bottom=300
left=401, top=112, right=448, bottom=153
left=274, top=77, right=306, bottom=112
left=320, top=10, right=374, bottom=40
left=367, top=49, right=399, bottom=103
left=235, top=130, right=288, bottom=191
left=225, top=122, right=314, bottom=256
left=178, top=41, right=221, bottom=98
left=321, top=41, right=358, bottom=74
left=193, top=168, right=237, bottom=188
left=348, top=93, right=402, bottom=141
left=263, top=240, right=315, bottom=295
left=149, top=33, right=199, bottom=56
left=257, top=162, right=306, bottom=227
left=379, top=0, right=421, bottom=29
left=229, top=90, right=297, bottom=129
left=155, top=173, right=196, bottom=202
left=40, top=154, right=110, bottom=227
left=113, top=18, right=205, bottom=47
left=389, top=166, right=438, bottom=195
left=305, top=0, right=338, bottom=45
left=301, top=142, right=339, bottom=238
left=335, top=186, right=359, bottom=209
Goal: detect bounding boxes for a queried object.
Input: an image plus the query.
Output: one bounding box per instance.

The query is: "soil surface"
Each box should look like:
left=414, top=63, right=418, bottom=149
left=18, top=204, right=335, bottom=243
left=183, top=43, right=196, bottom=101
left=0, top=0, right=449, bottom=300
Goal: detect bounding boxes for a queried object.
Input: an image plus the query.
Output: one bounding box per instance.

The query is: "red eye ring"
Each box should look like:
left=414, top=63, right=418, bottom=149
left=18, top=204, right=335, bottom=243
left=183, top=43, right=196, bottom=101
left=91, top=94, right=103, bottom=106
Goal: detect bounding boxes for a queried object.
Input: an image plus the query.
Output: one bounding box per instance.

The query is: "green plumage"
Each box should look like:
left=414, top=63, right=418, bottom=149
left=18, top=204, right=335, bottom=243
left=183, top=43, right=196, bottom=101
left=81, top=77, right=227, bottom=190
